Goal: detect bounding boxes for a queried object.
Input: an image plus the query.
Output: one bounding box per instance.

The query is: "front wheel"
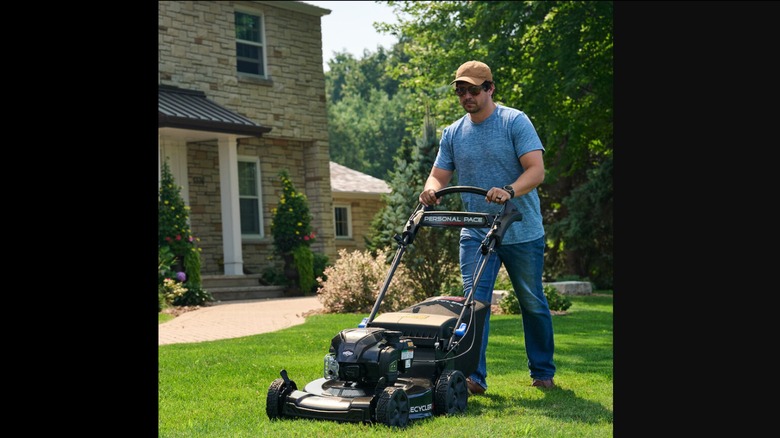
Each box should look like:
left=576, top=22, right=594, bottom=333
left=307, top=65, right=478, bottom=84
left=375, top=386, right=410, bottom=427
left=266, top=377, right=297, bottom=420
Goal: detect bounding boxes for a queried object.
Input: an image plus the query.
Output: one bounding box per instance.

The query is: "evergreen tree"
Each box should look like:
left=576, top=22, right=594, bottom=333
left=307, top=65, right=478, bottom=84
left=158, top=158, right=209, bottom=305
left=270, top=170, right=316, bottom=294
left=158, top=159, right=196, bottom=258
left=368, top=107, right=462, bottom=296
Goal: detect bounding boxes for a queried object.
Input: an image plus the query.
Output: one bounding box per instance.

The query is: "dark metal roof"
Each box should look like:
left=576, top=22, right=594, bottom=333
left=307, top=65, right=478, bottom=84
left=158, top=85, right=271, bottom=137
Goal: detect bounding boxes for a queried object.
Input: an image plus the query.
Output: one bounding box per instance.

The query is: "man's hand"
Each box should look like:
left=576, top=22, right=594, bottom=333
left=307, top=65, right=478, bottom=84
left=419, top=188, right=439, bottom=206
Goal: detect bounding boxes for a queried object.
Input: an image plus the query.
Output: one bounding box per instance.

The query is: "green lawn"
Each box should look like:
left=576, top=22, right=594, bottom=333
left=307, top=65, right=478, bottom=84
left=159, top=292, right=613, bottom=437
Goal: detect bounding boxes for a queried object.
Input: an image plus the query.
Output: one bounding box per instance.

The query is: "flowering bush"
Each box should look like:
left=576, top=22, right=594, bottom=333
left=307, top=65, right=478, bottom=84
left=317, top=248, right=423, bottom=313
left=270, top=169, right=315, bottom=255
left=157, top=158, right=210, bottom=307
left=160, top=277, right=188, bottom=305
left=158, top=160, right=198, bottom=257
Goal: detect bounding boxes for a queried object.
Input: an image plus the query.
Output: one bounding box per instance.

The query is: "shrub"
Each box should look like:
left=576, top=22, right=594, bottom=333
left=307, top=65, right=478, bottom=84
left=160, top=277, right=188, bottom=306
left=173, top=284, right=214, bottom=307
left=293, top=245, right=315, bottom=294
left=317, top=248, right=424, bottom=314
left=313, top=252, right=330, bottom=286
left=260, top=265, right=287, bottom=286
left=158, top=158, right=211, bottom=309
left=159, top=245, right=177, bottom=285
left=545, top=284, right=573, bottom=312
left=158, top=291, right=167, bottom=312
left=270, top=170, right=315, bottom=255
left=270, top=170, right=318, bottom=292
left=158, top=160, right=197, bottom=258
left=499, top=284, right=572, bottom=314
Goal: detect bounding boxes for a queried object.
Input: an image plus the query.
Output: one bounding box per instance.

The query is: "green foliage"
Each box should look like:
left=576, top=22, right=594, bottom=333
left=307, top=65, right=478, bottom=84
left=312, top=252, right=330, bottom=286
left=317, top=248, right=425, bottom=314
left=158, top=245, right=176, bottom=285
left=499, top=284, right=573, bottom=314
left=158, top=291, right=167, bottom=312
left=183, top=246, right=202, bottom=287
left=260, top=266, right=287, bottom=286
left=158, top=158, right=210, bottom=309
left=158, top=160, right=197, bottom=257
left=367, top=108, right=462, bottom=297
left=325, top=49, right=412, bottom=180
left=545, top=284, right=573, bottom=312
left=293, top=245, right=315, bottom=295
left=159, top=277, right=188, bottom=307
left=546, top=156, right=613, bottom=289
left=173, top=284, right=213, bottom=307
left=270, top=170, right=317, bottom=293
left=498, top=289, right=519, bottom=315
left=270, top=169, right=315, bottom=255
left=375, top=1, right=613, bottom=289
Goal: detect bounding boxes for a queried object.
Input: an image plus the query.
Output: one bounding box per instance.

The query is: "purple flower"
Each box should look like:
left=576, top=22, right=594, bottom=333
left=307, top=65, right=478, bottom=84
left=176, top=271, right=187, bottom=282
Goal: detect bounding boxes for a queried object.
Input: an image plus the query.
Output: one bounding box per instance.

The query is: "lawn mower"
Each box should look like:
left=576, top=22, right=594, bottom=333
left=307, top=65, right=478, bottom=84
left=266, top=186, right=523, bottom=427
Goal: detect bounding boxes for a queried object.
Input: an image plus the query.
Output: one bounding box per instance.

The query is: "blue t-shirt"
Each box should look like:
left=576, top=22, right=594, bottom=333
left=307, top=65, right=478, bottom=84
left=435, top=104, right=545, bottom=244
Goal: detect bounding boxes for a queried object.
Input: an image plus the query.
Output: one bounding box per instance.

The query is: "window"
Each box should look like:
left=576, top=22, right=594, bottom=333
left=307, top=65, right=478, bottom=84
left=235, top=11, right=266, bottom=77
left=334, top=204, right=352, bottom=238
left=238, top=158, right=264, bottom=238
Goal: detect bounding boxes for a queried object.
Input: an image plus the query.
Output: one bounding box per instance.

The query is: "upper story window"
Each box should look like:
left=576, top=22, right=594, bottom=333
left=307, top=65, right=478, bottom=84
left=238, top=157, right=264, bottom=238
left=334, top=205, right=352, bottom=239
left=235, top=11, right=266, bottom=77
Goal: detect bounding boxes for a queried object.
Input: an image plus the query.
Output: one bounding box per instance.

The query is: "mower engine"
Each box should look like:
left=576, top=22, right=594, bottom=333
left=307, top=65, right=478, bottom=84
left=324, top=327, right=415, bottom=386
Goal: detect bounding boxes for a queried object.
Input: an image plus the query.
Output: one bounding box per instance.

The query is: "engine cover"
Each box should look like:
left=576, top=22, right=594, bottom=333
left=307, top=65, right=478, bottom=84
left=328, top=327, right=414, bottom=386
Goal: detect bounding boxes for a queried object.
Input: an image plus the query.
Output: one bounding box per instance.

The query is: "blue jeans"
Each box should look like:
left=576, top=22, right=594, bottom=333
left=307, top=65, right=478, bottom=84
left=460, top=234, right=555, bottom=390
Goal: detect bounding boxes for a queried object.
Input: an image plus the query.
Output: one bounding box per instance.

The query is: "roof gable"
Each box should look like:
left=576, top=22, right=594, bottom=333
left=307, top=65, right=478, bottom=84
left=330, top=161, right=391, bottom=195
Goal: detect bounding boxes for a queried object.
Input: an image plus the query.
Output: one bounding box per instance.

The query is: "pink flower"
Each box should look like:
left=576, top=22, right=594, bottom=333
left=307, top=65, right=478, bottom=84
left=175, top=235, right=182, bottom=241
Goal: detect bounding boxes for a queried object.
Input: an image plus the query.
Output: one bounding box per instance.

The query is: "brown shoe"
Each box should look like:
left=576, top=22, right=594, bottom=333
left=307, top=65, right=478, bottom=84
left=532, top=378, right=555, bottom=388
left=466, top=377, right=486, bottom=396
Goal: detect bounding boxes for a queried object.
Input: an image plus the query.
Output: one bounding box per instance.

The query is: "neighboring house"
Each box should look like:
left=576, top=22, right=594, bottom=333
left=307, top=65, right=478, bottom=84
left=158, top=1, right=335, bottom=281
left=330, top=161, right=392, bottom=253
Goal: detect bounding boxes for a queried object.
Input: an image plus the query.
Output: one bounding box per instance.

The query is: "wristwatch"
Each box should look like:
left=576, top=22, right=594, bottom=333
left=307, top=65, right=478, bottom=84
left=502, top=185, right=515, bottom=199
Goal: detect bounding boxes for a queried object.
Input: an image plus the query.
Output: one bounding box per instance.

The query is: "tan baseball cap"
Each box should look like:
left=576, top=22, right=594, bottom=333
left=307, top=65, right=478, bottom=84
left=450, top=60, right=493, bottom=85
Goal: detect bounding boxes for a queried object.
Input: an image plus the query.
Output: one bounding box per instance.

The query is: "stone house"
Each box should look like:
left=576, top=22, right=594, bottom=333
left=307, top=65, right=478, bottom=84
left=330, top=161, right=392, bottom=254
left=158, top=1, right=388, bottom=299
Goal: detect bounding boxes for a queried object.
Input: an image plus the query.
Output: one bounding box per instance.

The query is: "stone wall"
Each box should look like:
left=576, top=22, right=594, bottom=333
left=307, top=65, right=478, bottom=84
left=333, top=196, right=387, bottom=254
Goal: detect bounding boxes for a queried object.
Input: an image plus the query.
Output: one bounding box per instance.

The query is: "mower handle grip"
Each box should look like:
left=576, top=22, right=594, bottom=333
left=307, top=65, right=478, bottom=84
left=434, top=185, right=487, bottom=199
left=423, top=186, right=488, bottom=211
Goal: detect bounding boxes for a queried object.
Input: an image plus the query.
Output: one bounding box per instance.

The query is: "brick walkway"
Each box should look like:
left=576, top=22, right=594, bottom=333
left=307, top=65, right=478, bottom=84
left=158, top=296, right=323, bottom=345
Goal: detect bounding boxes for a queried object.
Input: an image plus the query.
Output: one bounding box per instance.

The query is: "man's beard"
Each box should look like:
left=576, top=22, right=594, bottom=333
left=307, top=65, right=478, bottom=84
left=462, top=100, right=479, bottom=113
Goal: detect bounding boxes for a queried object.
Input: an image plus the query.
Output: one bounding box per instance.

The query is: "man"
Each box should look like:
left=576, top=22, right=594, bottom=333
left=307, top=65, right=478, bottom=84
left=418, top=60, right=556, bottom=394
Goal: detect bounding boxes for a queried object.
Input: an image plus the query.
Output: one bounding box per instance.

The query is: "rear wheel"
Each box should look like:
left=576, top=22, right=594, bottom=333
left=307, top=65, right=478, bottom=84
left=434, top=370, right=468, bottom=415
left=266, top=377, right=297, bottom=420
left=375, top=386, right=410, bottom=427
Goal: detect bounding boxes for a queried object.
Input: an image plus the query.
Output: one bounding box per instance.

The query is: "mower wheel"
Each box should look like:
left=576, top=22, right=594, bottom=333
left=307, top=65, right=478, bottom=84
left=266, top=377, right=297, bottom=420
left=434, top=369, right=468, bottom=415
left=375, top=386, right=410, bottom=427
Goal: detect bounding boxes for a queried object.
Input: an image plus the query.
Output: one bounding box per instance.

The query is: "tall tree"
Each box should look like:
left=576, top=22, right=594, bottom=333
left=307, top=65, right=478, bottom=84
left=378, top=1, right=613, bottom=287
left=326, top=49, right=412, bottom=179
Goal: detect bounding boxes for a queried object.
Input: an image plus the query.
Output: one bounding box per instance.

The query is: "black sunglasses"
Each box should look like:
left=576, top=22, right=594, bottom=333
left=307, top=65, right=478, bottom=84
left=453, top=84, right=485, bottom=97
